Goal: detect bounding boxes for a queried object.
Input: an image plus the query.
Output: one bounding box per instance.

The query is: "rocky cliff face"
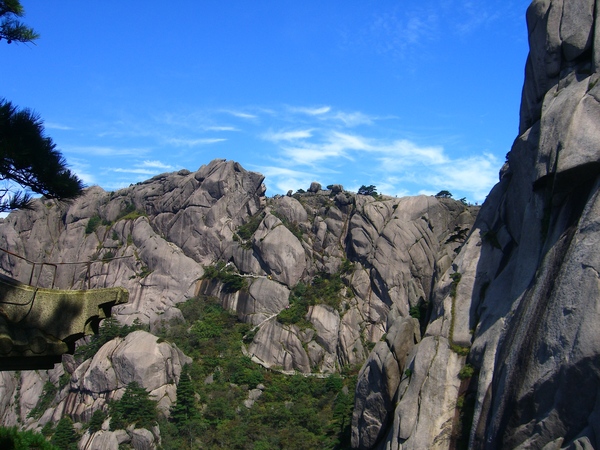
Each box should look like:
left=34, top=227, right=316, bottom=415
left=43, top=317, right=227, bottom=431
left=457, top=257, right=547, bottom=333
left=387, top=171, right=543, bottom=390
left=351, top=1, right=600, bottom=448
left=0, top=158, right=476, bottom=447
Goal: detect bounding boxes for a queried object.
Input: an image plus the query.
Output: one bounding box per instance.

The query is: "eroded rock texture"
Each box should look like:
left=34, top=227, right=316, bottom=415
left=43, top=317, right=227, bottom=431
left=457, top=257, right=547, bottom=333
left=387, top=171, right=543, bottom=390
left=354, top=1, right=600, bottom=448
left=0, top=158, right=475, bottom=447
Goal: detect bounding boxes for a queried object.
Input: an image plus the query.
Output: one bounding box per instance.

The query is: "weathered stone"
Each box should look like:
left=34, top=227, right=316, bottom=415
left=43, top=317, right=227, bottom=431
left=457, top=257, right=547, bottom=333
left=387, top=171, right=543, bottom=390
left=81, top=430, right=119, bottom=450
left=271, top=196, right=308, bottom=224
left=247, top=320, right=311, bottom=373
left=131, top=428, right=156, bottom=450
left=307, top=181, right=321, bottom=193
left=253, top=214, right=306, bottom=287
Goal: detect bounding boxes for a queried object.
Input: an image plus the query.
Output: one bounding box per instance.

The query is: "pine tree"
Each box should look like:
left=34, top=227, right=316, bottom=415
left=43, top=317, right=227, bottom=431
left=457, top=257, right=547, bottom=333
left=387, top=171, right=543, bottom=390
left=50, top=417, right=78, bottom=450
left=171, top=364, right=198, bottom=426
left=110, top=381, right=158, bottom=430
left=0, top=0, right=39, bottom=44
left=170, top=364, right=202, bottom=449
left=0, top=99, right=84, bottom=212
left=0, top=2, right=83, bottom=213
left=87, top=409, right=107, bottom=434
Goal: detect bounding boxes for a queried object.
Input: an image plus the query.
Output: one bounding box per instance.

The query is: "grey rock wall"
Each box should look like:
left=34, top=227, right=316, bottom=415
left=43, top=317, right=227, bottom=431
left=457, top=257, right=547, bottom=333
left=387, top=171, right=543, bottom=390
left=359, top=1, right=600, bottom=448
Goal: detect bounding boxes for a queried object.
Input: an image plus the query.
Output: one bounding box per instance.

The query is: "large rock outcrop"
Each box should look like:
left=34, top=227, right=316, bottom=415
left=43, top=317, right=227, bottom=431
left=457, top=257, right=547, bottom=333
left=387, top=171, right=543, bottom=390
left=351, top=1, right=600, bottom=448
left=0, top=157, right=477, bottom=446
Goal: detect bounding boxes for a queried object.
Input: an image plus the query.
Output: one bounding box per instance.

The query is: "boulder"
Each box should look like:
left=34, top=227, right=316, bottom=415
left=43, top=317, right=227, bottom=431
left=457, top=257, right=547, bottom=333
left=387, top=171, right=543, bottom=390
left=307, top=181, right=321, bottom=193
left=253, top=215, right=306, bottom=287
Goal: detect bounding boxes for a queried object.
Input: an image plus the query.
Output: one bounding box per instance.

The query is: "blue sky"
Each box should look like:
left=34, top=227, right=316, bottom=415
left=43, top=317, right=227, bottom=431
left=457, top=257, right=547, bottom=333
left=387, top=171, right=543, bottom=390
left=2, top=1, right=531, bottom=202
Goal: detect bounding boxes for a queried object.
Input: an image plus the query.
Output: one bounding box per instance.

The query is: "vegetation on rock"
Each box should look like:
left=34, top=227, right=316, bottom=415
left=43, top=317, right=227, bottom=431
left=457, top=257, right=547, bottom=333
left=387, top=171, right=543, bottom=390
left=109, top=381, right=158, bottom=430
left=202, top=261, right=247, bottom=293
left=277, top=270, right=347, bottom=326
left=357, top=185, right=378, bottom=197
left=50, top=417, right=78, bottom=450
left=157, top=295, right=355, bottom=449
left=235, top=211, right=265, bottom=240
left=0, top=426, right=59, bottom=450
left=74, top=317, right=147, bottom=361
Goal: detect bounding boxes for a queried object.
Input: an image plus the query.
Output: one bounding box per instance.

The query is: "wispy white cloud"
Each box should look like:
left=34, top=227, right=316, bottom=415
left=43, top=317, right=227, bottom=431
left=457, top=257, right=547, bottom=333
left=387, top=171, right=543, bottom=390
left=262, top=129, right=313, bottom=142
left=331, top=111, right=374, bottom=127
left=67, top=158, right=96, bottom=186
left=140, top=160, right=174, bottom=170
left=222, top=109, right=258, bottom=120
left=58, top=103, right=499, bottom=203
left=110, top=168, right=158, bottom=175
left=365, top=6, right=439, bottom=60
left=206, top=125, right=238, bottom=132
left=289, top=106, right=331, bottom=116
left=256, top=166, right=323, bottom=195
left=64, top=146, right=149, bottom=157
left=260, top=120, right=497, bottom=201
left=45, top=122, right=73, bottom=131
left=376, top=140, right=448, bottom=166
left=164, top=137, right=226, bottom=147
left=426, top=152, right=499, bottom=200
left=104, top=159, right=178, bottom=178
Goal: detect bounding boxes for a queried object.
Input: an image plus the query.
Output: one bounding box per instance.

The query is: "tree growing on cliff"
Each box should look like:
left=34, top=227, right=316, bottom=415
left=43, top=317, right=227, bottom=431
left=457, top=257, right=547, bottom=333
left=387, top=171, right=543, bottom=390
left=0, top=99, right=84, bottom=212
left=109, top=381, right=158, bottom=430
left=1, top=3, right=83, bottom=212
left=0, top=0, right=39, bottom=44
left=50, top=417, right=78, bottom=450
left=171, top=364, right=199, bottom=426
left=358, top=185, right=378, bottom=197
left=435, top=190, right=453, bottom=198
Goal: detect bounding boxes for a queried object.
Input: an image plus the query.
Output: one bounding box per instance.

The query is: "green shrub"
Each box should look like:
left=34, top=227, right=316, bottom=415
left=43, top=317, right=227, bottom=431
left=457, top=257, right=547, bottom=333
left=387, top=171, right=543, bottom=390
left=451, top=344, right=470, bottom=356
left=0, top=426, right=60, bottom=450
left=409, top=305, right=421, bottom=319
left=202, top=261, right=247, bottom=293
left=85, top=215, right=102, bottom=234
left=340, top=258, right=354, bottom=274
left=277, top=271, right=346, bottom=326
left=138, top=265, right=152, bottom=278
left=102, top=250, right=115, bottom=262
left=88, top=409, right=107, bottom=433
left=358, top=185, right=378, bottom=197
left=236, top=212, right=265, bottom=240
left=28, top=381, right=57, bottom=420
left=155, top=294, right=356, bottom=450
left=435, top=190, right=453, bottom=198
left=458, top=364, right=475, bottom=380
left=75, top=317, right=146, bottom=361
left=450, top=272, right=462, bottom=298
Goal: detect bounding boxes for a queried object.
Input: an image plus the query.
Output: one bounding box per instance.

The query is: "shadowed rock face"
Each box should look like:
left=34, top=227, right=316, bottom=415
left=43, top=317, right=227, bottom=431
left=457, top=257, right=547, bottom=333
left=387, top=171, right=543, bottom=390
left=353, top=1, right=600, bottom=449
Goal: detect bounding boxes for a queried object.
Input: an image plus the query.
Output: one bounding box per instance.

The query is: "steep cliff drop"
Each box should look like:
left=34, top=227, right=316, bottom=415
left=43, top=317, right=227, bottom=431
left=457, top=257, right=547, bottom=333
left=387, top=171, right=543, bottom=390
left=353, top=1, right=600, bottom=449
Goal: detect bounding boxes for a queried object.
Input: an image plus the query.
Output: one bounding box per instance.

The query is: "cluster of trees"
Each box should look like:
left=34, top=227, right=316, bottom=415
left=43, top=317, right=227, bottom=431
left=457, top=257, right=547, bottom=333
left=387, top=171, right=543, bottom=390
left=1, top=1, right=83, bottom=213
left=155, top=295, right=356, bottom=449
